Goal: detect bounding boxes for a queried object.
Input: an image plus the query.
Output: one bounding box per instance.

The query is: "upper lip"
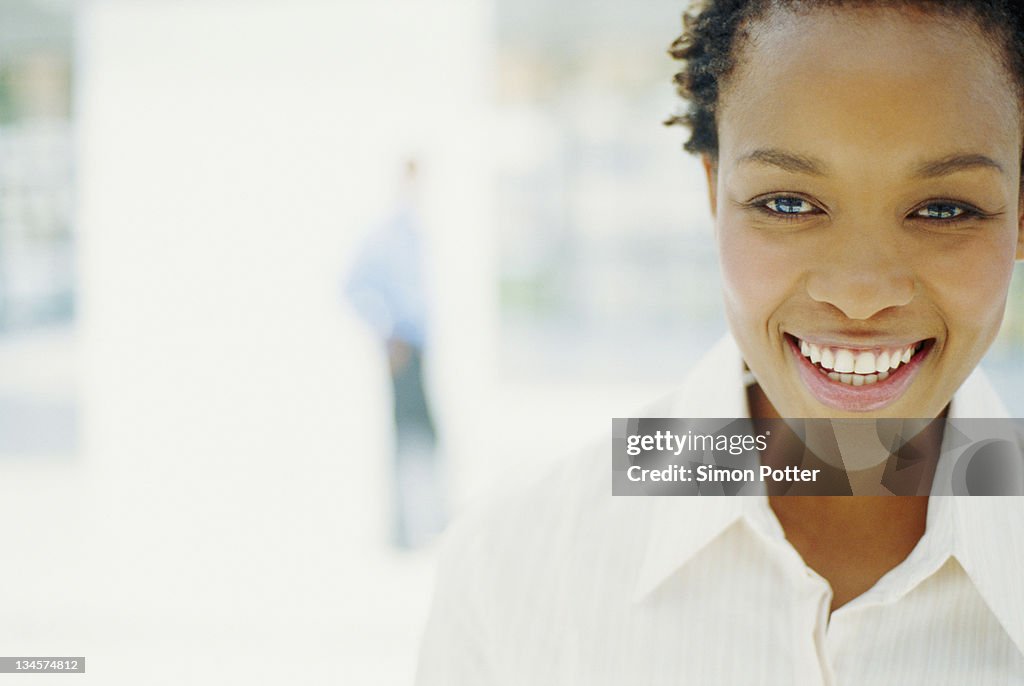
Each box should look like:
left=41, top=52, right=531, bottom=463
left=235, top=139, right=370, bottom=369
left=786, top=332, right=929, bottom=350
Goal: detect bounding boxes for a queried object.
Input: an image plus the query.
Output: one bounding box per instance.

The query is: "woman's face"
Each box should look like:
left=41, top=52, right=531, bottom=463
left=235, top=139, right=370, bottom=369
left=708, top=6, right=1024, bottom=418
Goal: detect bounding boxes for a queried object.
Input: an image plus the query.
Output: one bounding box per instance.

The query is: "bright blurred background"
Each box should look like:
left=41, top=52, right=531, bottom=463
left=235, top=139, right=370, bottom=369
left=1, top=0, right=1022, bottom=683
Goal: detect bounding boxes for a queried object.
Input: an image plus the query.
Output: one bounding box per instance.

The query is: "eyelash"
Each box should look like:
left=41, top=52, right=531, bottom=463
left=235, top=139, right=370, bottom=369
left=747, top=194, right=993, bottom=224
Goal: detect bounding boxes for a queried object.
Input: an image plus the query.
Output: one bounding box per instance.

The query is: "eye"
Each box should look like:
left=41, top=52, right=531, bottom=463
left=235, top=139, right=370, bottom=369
left=764, top=197, right=816, bottom=215
left=913, top=202, right=966, bottom=220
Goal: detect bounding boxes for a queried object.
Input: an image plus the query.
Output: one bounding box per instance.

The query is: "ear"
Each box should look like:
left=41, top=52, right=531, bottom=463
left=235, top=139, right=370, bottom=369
left=701, top=154, right=718, bottom=219
left=1018, top=191, right=1024, bottom=260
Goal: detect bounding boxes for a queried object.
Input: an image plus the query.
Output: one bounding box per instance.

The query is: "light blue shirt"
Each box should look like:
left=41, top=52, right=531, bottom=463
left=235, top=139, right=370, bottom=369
left=345, top=203, right=430, bottom=349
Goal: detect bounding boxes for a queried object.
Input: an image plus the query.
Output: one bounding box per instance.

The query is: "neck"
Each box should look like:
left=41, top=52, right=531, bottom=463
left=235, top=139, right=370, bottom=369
left=767, top=494, right=929, bottom=610
left=747, top=381, right=935, bottom=609
left=769, top=495, right=928, bottom=533
left=747, top=382, right=948, bottom=495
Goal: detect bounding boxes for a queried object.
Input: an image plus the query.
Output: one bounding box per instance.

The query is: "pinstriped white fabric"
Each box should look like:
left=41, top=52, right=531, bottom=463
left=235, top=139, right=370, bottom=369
left=417, top=335, right=1024, bottom=685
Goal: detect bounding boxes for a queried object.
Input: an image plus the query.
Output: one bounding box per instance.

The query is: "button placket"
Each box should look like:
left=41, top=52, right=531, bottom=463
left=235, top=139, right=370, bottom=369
left=796, top=569, right=836, bottom=686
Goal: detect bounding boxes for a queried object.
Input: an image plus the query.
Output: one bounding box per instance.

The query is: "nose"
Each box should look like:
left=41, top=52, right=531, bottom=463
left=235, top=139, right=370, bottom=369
left=804, top=225, right=916, bottom=320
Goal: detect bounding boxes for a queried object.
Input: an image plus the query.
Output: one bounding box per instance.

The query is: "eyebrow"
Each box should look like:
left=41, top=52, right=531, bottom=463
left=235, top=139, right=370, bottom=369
left=736, top=148, right=1005, bottom=178
left=736, top=149, right=827, bottom=176
left=913, top=153, right=1005, bottom=178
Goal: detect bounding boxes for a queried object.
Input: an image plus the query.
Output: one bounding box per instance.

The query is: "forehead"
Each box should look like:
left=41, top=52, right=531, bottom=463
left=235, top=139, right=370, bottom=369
left=716, top=6, right=1021, bottom=170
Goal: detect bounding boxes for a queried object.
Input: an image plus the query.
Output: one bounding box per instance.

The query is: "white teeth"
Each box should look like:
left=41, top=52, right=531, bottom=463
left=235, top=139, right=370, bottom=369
left=797, top=338, right=923, bottom=386
left=854, top=351, right=876, bottom=374
left=834, top=349, right=855, bottom=373
left=825, top=370, right=885, bottom=386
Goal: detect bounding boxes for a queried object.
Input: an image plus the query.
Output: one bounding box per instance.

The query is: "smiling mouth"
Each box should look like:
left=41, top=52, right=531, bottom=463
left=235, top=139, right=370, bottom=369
left=787, top=334, right=931, bottom=386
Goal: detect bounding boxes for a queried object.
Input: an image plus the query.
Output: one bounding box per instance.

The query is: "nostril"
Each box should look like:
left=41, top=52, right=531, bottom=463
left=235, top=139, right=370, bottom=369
left=806, top=271, right=915, bottom=321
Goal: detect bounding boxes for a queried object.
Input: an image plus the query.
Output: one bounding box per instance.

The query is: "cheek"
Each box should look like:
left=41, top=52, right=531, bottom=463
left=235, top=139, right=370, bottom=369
left=918, top=231, right=1017, bottom=340
left=717, top=218, right=803, bottom=327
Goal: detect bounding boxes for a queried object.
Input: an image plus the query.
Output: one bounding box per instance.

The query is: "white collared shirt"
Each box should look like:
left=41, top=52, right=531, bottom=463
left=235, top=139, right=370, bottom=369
left=417, top=335, right=1024, bottom=685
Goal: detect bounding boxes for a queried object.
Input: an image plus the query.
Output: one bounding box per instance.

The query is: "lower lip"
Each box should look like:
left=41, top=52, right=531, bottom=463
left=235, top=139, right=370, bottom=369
left=787, top=336, right=931, bottom=413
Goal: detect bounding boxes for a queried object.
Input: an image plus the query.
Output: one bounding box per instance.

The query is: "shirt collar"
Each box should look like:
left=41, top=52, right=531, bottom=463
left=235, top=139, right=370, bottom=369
left=948, top=497, right=1024, bottom=656
left=631, top=496, right=747, bottom=602
left=941, top=370, right=1024, bottom=652
left=633, top=333, right=1024, bottom=655
left=632, top=334, right=752, bottom=601
left=632, top=498, right=1024, bottom=657
left=664, top=334, right=748, bottom=419
left=947, top=364, right=1011, bottom=419
left=931, top=359, right=1024, bottom=655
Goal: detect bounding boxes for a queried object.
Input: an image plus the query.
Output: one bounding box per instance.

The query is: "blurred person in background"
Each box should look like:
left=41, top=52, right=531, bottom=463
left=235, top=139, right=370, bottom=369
left=344, top=159, right=446, bottom=550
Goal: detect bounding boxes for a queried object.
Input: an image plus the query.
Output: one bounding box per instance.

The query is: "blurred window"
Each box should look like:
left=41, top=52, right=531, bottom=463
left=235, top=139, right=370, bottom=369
left=494, top=0, right=724, bottom=382
left=0, top=0, right=73, bottom=332
left=0, top=0, right=75, bottom=460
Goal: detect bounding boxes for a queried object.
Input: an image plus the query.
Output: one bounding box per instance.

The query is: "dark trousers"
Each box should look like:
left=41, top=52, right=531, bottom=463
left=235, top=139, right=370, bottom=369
left=390, top=345, right=445, bottom=548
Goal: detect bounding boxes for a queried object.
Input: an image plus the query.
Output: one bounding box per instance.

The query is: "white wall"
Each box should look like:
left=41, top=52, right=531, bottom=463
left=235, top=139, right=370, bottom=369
left=74, top=0, right=491, bottom=683
left=0, top=2, right=690, bottom=683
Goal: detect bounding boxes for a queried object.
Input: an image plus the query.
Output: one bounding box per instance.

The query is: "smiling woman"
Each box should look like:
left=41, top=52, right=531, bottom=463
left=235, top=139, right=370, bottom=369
left=685, top=4, right=1023, bottom=420
left=417, top=2, right=1024, bottom=683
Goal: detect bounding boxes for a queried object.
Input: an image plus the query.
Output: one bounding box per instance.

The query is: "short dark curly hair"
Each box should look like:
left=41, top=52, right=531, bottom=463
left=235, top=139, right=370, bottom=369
left=666, top=0, right=1024, bottom=158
